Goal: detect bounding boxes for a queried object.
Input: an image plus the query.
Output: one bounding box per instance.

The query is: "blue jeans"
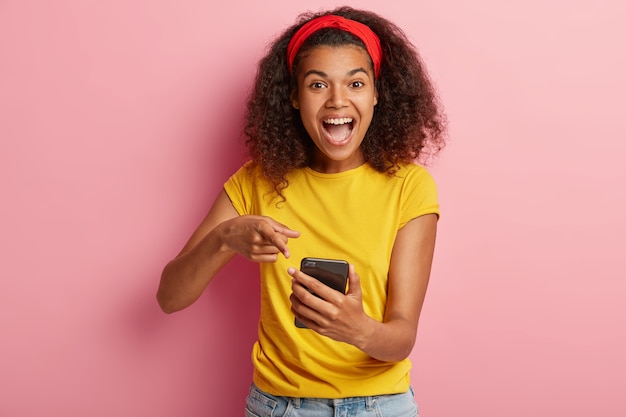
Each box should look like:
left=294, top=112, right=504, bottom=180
left=245, top=383, right=419, bottom=417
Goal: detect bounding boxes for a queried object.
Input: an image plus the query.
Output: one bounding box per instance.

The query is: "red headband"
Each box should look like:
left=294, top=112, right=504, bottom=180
left=287, top=15, right=382, bottom=79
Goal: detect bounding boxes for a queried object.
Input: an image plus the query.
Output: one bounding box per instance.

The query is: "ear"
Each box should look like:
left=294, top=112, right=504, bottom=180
left=290, top=91, right=299, bottom=109
left=373, top=87, right=379, bottom=106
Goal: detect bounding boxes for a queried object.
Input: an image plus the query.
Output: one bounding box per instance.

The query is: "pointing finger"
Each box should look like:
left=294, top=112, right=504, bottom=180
left=257, top=221, right=293, bottom=258
left=266, top=218, right=301, bottom=238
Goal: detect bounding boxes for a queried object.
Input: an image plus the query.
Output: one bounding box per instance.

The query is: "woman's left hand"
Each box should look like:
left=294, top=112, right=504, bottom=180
left=289, top=264, right=374, bottom=347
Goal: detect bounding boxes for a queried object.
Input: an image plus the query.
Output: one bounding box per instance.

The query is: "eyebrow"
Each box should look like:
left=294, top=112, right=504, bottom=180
left=303, top=67, right=369, bottom=78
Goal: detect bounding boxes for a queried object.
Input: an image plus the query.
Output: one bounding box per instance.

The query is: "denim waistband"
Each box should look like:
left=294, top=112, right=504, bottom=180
left=289, top=395, right=375, bottom=410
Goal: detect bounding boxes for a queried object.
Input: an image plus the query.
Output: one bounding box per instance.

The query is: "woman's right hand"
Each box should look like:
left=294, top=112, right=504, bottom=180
left=218, top=215, right=300, bottom=263
left=157, top=190, right=299, bottom=313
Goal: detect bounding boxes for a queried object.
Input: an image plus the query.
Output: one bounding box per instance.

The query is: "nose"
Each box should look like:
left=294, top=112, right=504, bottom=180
left=325, top=87, right=348, bottom=108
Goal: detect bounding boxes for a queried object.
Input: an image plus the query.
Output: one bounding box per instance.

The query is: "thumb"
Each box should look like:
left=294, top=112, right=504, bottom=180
left=346, top=264, right=362, bottom=299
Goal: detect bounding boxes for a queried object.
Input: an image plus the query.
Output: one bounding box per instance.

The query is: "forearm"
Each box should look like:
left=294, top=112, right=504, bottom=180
left=355, top=315, right=417, bottom=362
left=157, top=209, right=300, bottom=313
left=157, top=224, right=236, bottom=313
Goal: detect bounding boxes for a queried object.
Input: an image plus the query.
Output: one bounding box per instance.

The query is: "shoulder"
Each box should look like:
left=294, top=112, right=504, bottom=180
left=395, top=162, right=433, bottom=176
left=392, top=163, right=437, bottom=190
left=230, top=160, right=256, bottom=178
left=227, top=161, right=269, bottom=187
left=394, top=163, right=440, bottom=219
left=225, top=161, right=263, bottom=198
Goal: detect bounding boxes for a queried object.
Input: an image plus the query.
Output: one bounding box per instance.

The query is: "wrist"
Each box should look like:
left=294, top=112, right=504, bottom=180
left=353, top=315, right=378, bottom=353
left=206, top=220, right=236, bottom=257
left=219, top=222, right=237, bottom=254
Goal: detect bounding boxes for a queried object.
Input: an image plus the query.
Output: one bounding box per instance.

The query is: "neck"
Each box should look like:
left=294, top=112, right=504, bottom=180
left=309, top=151, right=365, bottom=173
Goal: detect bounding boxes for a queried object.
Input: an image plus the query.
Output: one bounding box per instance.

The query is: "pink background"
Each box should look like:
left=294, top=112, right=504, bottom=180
left=1, top=1, right=624, bottom=416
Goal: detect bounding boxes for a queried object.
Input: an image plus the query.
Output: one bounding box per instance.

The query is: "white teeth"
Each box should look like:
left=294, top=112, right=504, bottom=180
left=324, top=117, right=353, bottom=125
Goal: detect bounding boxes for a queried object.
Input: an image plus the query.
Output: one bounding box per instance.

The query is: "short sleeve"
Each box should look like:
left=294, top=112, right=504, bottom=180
left=399, top=164, right=440, bottom=228
left=223, top=162, right=254, bottom=216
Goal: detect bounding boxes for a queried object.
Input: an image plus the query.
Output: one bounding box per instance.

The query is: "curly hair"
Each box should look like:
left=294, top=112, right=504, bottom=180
left=244, top=6, right=446, bottom=197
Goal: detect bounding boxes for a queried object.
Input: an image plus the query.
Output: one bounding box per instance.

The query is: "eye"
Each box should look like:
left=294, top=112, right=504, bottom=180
left=350, top=81, right=365, bottom=88
left=310, top=82, right=326, bottom=89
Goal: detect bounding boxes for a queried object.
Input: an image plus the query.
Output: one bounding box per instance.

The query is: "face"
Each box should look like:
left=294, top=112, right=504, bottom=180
left=292, top=45, right=378, bottom=173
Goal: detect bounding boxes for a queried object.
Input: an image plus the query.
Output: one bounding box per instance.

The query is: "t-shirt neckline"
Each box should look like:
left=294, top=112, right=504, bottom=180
left=303, top=163, right=369, bottom=179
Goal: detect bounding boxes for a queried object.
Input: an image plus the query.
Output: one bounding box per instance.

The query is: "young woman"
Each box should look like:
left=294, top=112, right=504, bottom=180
left=157, top=6, right=446, bottom=416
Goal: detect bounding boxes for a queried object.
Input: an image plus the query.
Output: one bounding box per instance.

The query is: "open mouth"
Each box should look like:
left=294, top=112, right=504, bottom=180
left=322, top=117, right=354, bottom=143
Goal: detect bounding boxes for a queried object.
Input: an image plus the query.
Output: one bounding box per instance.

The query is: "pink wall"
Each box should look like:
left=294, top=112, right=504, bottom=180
left=1, top=1, right=624, bottom=416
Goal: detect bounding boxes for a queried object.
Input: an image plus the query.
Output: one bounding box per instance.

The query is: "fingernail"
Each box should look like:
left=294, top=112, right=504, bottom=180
left=287, top=267, right=296, bottom=275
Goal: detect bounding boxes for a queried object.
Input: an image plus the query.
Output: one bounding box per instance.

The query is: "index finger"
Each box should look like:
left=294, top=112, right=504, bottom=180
left=257, top=221, right=293, bottom=259
left=265, top=217, right=301, bottom=239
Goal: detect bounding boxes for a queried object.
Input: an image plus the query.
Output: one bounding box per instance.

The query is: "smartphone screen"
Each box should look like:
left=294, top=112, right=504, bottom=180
left=295, top=257, right=349, bottom=328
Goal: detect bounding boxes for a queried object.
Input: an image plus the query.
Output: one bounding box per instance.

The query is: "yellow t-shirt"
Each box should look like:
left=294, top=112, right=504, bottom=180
left=224, top=162, right=439, bottom=398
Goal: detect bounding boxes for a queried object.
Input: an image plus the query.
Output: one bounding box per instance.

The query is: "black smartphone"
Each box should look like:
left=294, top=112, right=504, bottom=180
left=295, top=257, right=349, bottom=328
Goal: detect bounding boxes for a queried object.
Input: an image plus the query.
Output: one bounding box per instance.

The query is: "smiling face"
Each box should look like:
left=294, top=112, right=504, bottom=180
left=292, top=45, right=378, bottom=173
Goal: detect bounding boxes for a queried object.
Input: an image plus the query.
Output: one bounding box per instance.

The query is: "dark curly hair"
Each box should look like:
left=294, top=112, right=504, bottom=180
left=244, top=6, right=447, bottom=197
